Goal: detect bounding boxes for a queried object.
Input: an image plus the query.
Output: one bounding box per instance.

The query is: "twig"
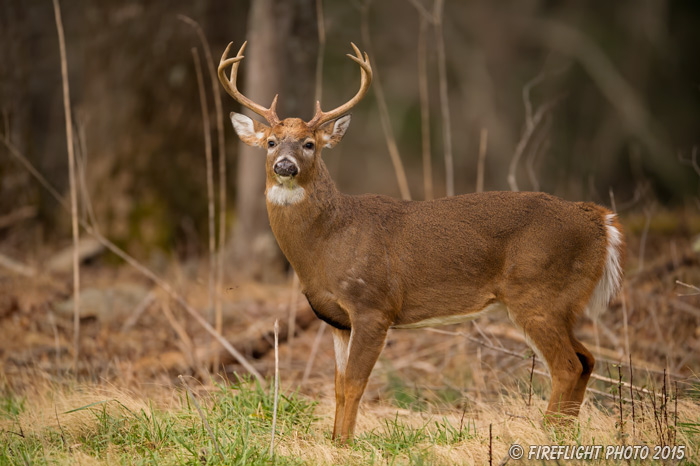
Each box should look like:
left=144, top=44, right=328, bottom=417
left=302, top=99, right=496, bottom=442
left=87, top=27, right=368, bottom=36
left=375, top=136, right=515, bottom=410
left=609, top=189, right=630, bottom=357
left=434, top=0, right=453, bottom=196
left=52, top=0, right=81, bottom=371
left=301, top=322, right=327, bottom=386
left=527, top=353, right=535, bottom=407
left=162, top=301, right=207, bottom=380
left=358, top=1, right=411, bottom=200
left=425, top=327, right=664, bottom=397
left=0, top=205, right=37, bottom=230
left=314, top=0, right=326, bottom=106
left=179, top=375, right=224, bottom=460
left=270, top=320, right=280, bottom=457
left=618, top=365, right=624, bottom=442
left=54, top=405, right=67, bottom=450
left=476, top=128, right=488, bottom=193
left=488, top=423, right=493, bottom=466
left=0, top=136, right=264, bottom=385
left=192, top=47, right=216, bottom=338
left=286, top=272, right=300, bottom=367
left=508, top=97, right=559, bottom=191
left=524, top=118, right=550, bottom=191
left=405, top=0, right=434, bottom=21
left=417, top=15, right=433, bottom=200
left=120, top=291, right=156, bottom=333
left=638, top=206, right=653, bottom=272
left=629, top=354, right=636, bottom=440
left=677, top=146, right=700, bottom=177
left=178, top=15, right=228, bottom=370
left=0, top=253, right=36, bottom=277
left=675, top=280, right=700, bottom=297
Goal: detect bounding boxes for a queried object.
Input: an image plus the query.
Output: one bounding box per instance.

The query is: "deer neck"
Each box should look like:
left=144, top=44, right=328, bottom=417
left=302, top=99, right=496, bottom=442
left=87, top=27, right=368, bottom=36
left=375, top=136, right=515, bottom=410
left=266, top=159, right=345, bottom=271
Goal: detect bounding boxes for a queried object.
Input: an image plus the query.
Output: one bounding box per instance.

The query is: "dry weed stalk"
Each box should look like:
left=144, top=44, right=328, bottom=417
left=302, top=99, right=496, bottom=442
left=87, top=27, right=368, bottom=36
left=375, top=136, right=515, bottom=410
left=426, top=326, right=666, bottom=398
left=0, top=135, right=264, bottom=385
left=270, top=320, right=280, bottom=456
left=433, top=0, right=454, bottom=197
left=286, top=272, right=300, bottom=367
left=163, top=301, right=208, bottom=380
left=357, top=0, right=411, bottom=200
left=508, top=79, right=559, bottom=192
left=191, top=48, right=217, bottom=340
left=51, top=0, right=81, bottom=370
left=629, top=354, right=636, bottom=440
left=314, top=0, right=326, bottom=106
left=179, top=375, right=224, bottom=460
left=178, top=16, right=228, bottom=369
left=301, top=322, right=327, bottom=386
left=417, top=15, right=433, bottom=200
left=476, top=128, right=488, bottom=193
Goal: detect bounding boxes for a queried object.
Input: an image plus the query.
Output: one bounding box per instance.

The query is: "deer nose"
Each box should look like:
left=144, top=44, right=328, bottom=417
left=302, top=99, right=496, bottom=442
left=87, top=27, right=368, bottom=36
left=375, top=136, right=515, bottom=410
left=274, top=159, right=298, bottom=177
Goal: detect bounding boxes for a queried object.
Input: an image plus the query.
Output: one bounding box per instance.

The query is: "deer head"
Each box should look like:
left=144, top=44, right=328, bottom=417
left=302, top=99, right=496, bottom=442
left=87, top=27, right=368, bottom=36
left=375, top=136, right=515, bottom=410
left=218, top=42, right=372, bottom=206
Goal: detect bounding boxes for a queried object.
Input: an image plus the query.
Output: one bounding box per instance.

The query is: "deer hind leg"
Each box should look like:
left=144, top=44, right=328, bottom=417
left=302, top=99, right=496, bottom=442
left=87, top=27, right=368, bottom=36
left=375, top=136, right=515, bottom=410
left=331, top=328, right=350, bottom=440
left=568, top=337, right=595, bottom=417
left=509, top=308, right=583, bottom=422
left=338, top=317, right=389, bottom=443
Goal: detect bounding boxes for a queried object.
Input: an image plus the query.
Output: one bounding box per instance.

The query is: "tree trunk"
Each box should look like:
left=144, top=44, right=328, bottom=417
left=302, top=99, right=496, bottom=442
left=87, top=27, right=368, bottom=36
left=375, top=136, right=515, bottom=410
left=232, top=0, right=318, bottom=281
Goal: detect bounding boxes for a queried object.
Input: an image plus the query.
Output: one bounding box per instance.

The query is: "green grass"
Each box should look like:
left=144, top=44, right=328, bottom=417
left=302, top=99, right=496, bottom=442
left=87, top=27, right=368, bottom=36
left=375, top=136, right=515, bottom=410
left=1, top=376, right=699, bottom=465
left=0, top=379, right=315, bottom=465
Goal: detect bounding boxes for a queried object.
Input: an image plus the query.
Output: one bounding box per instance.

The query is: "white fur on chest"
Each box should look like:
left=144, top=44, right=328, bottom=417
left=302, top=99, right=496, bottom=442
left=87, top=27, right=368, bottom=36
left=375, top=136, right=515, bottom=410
left=266, top=184, right=306, bottom=206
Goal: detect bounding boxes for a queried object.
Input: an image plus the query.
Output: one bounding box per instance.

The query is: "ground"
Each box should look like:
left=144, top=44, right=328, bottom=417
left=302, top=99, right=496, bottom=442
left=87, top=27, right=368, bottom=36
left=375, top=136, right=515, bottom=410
left=1, top=211, right=699, bottom=464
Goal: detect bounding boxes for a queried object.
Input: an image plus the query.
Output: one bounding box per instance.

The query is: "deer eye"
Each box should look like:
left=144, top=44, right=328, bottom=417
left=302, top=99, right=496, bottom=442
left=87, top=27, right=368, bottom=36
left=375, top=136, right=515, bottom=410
left=304, top=142, right=314, bottom=150
left=268, top=140, right=276, bottom=148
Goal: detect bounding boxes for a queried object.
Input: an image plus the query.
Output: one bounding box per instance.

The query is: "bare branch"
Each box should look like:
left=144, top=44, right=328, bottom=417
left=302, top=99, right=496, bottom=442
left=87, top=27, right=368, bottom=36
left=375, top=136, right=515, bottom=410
left=418, top=16, right=433, bottom=200
left=52, top=0, right=81, bottom=370
left=434, top=0, right=454, bottom=196
left=192, top=48, right=216, bottom=340
left=177, top=15, right=229, bottom=369
left=358, top=3, right=411, bottom=200
left=476, top=128, right=488, bottom=193
left=508, top=98, right=560, bottom=191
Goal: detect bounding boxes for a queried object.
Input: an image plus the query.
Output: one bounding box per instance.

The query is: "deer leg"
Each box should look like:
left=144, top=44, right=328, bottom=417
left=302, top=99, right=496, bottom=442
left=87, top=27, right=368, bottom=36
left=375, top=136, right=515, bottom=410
left=331, top=328, right=350, bottom=440
left=568, top=337, right=595, bottom=417
left=338, top=319, right=389, bottom=443
left=511, top=312, right=583, bottom=422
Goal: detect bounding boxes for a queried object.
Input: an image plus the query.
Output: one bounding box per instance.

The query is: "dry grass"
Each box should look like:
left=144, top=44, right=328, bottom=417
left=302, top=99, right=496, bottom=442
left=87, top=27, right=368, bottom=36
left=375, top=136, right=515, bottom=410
left=2, top=373, right=698, bottom=465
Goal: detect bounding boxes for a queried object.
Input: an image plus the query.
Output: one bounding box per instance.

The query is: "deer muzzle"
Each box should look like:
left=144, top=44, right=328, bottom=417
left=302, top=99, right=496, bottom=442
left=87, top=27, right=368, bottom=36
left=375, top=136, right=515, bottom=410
left=274, top=158, right=299, bottom=178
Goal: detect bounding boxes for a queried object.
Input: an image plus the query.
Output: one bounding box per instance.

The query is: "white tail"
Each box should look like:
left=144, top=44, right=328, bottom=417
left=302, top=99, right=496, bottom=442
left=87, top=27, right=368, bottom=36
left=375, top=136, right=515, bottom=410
left=586, top=213, right=625, bottom=319
left=219, top=42, right=627, bottom=443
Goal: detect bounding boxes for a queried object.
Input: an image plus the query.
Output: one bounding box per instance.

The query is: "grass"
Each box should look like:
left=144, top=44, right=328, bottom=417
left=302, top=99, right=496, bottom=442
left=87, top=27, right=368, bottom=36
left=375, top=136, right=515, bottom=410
left=1, top=373, right=698, bottom=466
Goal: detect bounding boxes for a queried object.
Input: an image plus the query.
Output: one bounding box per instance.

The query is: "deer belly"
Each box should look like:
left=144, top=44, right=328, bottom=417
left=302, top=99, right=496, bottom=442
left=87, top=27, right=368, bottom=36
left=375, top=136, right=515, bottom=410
left=391, top=301, right=507, bottom=329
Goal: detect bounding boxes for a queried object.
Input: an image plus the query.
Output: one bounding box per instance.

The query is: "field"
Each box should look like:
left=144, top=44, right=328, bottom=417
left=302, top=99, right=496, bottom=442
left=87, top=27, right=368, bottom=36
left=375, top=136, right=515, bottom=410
left=1, top=214, right=700, bottom=465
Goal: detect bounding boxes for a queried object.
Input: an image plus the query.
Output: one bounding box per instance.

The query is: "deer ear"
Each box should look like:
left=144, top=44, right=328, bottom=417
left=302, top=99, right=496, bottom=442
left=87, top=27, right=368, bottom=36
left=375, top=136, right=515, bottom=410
left=319, top=114, right=351, bottom=149
left=230, top=112, right=269, bottom=147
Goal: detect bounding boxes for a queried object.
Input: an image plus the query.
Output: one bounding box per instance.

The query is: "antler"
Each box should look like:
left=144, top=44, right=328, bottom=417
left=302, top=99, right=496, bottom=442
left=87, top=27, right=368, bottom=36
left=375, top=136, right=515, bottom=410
left=218, top=41, right=280, bottom=126
left=306, top=43, right=372, bottom=129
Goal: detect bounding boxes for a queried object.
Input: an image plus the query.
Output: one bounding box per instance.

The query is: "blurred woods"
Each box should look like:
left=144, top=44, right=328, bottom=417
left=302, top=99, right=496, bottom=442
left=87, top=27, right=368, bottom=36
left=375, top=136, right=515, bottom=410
left=1, top=0, right=699, bottom=280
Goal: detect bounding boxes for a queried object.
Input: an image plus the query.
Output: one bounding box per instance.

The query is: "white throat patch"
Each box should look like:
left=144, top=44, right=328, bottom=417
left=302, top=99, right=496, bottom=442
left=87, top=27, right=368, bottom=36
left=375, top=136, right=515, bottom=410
left=266, top=184, right=306, bottom=206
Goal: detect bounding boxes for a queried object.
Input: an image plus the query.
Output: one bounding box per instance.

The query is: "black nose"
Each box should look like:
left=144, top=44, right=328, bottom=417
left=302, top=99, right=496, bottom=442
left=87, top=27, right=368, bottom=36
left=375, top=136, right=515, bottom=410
left=274, top=159, right=298, bottom=177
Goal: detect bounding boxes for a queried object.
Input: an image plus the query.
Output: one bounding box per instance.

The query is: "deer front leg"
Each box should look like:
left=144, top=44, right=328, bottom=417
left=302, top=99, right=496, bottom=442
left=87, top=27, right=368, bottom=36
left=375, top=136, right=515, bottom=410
left=331, top=328, right=350, bottom=440
left=338, top=316, right=389, bottom=443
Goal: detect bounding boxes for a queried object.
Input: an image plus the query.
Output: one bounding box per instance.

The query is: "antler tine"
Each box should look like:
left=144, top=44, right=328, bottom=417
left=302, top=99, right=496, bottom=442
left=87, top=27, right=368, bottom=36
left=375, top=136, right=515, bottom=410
left=307, top=43, right=373, bottom=129
left=217, top=41, right=280, bottom=126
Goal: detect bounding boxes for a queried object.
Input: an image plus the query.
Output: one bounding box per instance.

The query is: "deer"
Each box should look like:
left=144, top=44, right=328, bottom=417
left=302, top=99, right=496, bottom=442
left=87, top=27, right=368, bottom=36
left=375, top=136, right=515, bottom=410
left=218, top=41, right=625, bottom=443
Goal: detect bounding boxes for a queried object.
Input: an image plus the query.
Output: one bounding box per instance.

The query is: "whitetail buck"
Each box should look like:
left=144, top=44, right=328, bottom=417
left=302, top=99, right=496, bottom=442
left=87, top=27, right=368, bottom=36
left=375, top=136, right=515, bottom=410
left=218, top=41, right=625, bottom=443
